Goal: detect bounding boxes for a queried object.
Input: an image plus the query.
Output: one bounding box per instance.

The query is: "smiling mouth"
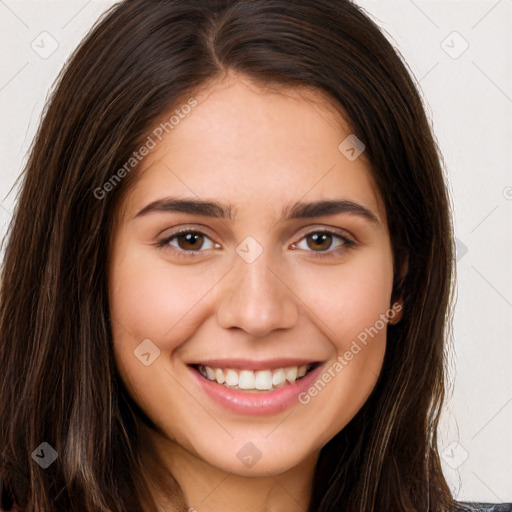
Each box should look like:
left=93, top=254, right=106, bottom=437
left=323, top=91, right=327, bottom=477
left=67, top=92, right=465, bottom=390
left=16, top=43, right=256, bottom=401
left=189, top=362, right=322, bottom=393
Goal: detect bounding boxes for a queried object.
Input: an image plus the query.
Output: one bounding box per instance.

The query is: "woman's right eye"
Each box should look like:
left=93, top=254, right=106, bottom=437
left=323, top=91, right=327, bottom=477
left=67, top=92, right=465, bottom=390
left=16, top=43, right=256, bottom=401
left=156, top=229, right=216, bottom=257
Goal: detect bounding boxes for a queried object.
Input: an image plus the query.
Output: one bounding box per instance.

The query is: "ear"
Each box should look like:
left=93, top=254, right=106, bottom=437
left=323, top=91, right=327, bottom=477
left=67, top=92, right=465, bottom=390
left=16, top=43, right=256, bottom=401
left=389, top=254, right=408, bottom=325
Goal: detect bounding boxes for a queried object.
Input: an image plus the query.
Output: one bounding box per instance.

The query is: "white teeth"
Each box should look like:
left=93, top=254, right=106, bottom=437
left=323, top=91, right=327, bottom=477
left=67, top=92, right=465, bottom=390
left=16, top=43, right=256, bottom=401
left=254, top=370, right=273, bottom=390
left=196, top=364, right=314, bottom=391
left=225, top=369, right=238, bottom=387
left=285, top=366, right=298, bottom=382
left=272, top=368, right=285, bottom=387
left=214, top=368, right=225, bottom=384
left=238, top=370, right=255, bottom=389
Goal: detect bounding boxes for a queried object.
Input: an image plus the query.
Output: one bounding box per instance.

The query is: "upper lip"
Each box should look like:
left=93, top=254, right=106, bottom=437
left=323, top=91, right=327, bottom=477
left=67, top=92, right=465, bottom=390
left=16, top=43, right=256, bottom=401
left=187, top=358, right=323, bottom=371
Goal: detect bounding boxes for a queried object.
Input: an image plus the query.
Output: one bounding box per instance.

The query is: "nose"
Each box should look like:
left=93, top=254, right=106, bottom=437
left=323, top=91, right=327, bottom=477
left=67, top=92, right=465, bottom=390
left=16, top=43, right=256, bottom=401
left=216, top=246, right=300, bottom=338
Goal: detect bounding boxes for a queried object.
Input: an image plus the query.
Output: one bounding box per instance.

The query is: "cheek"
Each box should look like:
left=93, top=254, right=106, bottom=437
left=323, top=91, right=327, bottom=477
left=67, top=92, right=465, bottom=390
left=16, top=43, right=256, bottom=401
left=108, top=244, right=215, bottom=432
left=108, top=255, right=185, bottom=404
left=288, top=246, right=393, bottom=433
left=109, top=243, right=213, bottom=350
left=292, top=244, right=394, bottom=346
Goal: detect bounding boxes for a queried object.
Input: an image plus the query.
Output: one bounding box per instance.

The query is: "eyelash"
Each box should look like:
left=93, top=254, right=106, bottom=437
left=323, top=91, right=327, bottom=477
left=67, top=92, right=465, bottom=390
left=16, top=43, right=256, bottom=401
left=156, top=227, right=357, bottom=260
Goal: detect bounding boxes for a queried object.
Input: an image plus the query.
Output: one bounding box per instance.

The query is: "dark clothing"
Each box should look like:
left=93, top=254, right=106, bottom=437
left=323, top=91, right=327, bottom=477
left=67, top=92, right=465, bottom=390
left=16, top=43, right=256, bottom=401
left=457, top=502, right=512, bottom=511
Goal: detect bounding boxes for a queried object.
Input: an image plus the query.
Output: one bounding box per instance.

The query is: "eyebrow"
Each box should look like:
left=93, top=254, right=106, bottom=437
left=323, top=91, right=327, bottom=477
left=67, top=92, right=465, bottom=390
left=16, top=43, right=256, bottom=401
left=134, top=197, right=381, bottom=226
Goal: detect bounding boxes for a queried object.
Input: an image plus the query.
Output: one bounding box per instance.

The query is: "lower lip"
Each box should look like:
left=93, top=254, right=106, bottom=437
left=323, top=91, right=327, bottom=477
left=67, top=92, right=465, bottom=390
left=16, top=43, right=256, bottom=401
left=189, top=363, right=325, bottom=416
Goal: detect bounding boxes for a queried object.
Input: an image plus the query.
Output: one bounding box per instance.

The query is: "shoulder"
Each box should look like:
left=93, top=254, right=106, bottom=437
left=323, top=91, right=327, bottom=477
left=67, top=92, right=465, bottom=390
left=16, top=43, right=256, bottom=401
left=456, top=502, right=512, bottom=512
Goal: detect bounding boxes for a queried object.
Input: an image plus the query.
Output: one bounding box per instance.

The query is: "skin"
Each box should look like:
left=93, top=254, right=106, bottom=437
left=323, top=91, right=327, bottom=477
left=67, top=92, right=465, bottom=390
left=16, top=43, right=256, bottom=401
left=108, top=72, right=405, bottom=512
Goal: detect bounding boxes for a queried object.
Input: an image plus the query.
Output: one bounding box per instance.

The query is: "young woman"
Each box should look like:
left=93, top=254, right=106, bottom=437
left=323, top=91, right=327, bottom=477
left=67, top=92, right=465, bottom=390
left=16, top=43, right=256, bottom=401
left=1, top=1, right=510, bottom=511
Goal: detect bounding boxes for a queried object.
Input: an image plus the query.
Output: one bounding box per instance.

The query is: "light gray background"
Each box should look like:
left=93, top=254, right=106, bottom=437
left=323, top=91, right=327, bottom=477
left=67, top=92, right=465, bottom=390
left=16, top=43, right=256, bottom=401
left=0, top=0, right=511, bottom=503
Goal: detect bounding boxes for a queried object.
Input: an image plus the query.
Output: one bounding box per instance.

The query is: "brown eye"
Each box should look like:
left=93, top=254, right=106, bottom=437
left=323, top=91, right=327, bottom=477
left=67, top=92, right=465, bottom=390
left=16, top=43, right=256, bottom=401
left=175, top=232, right=205, bottom=251
left=292, top=230, right=356, bottom=259
left=157, top=229, right=216, bottom=256
left=306, top=233, right=334, bottom=251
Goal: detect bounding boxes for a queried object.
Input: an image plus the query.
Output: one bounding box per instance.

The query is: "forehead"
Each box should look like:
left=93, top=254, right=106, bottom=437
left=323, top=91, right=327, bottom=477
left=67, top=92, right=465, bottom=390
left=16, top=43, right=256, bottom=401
left=117, top=74, right=386, bottom=226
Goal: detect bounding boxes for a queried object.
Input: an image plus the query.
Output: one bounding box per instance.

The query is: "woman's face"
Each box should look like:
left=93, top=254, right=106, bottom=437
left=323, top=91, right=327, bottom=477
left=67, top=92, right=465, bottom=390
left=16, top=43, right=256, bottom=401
left=108, top=73, right=401, bottom=477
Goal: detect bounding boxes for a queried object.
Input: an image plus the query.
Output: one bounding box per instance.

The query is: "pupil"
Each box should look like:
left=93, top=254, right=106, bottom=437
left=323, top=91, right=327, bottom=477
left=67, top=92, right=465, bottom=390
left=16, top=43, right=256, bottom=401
left=309, top=233, right=331, bottom=251
left=179, top=233, right=202, bottom=250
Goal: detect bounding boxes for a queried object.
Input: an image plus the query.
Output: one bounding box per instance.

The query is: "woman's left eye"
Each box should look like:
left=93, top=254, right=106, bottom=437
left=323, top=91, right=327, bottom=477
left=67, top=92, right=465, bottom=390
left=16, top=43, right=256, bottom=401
left=156, top=228, right=356, bottom=258
left=292, top=230, right=356, bottom=258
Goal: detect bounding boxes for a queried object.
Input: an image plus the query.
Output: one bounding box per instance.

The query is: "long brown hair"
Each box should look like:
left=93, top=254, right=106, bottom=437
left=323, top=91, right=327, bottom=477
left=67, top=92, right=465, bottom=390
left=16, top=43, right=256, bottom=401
left=1, top=0, right=463, bottom=510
